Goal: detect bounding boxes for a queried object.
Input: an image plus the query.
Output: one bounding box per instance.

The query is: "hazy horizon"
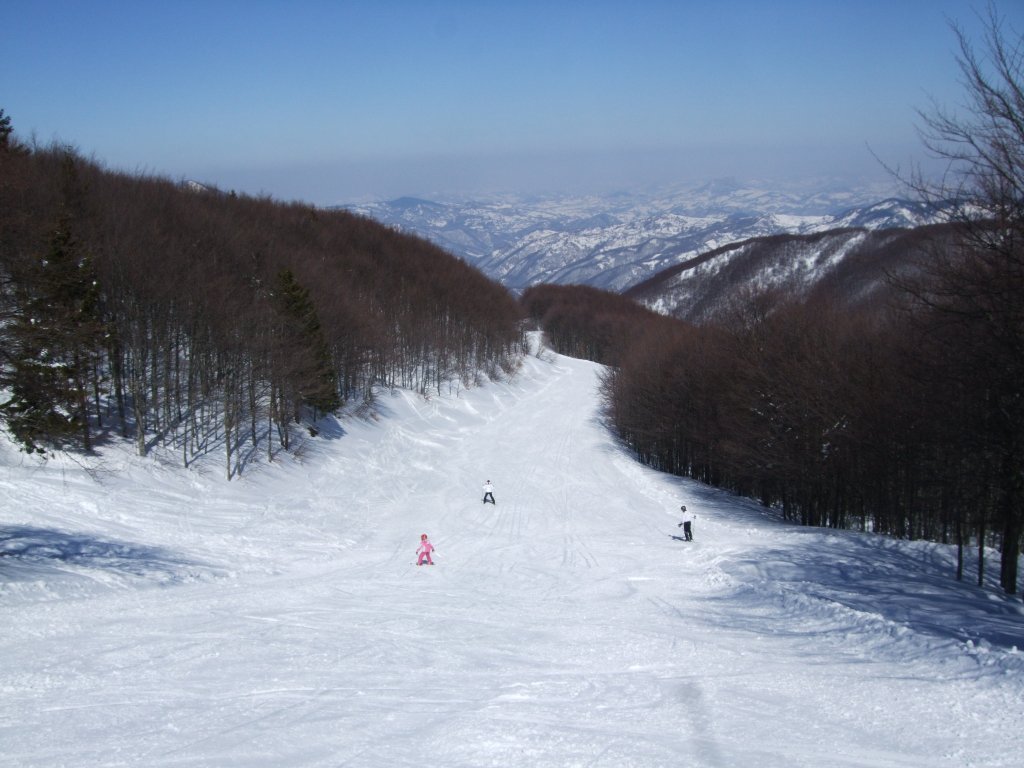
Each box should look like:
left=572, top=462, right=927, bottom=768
left=4, top=1, right=1021, bottom=205
left=202, top=141, right=913, bottom=205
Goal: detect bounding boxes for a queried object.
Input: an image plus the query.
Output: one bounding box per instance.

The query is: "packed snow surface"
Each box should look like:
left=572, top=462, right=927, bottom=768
left=2, top=344, right=1022, bottom=767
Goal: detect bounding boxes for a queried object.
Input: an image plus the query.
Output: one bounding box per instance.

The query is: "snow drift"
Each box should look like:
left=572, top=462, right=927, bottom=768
left=1, top=343, right=1021, bottom=767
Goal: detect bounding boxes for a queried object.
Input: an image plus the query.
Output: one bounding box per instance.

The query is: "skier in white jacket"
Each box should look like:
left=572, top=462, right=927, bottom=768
left=677, top=505, right=696, bottom=541
left=482, top=480, right=495, bottom=505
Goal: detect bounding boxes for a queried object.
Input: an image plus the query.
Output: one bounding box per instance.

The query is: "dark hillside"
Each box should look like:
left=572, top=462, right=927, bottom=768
left=0, top=143, right=523, bottom=471
left=623, top=224, right=956, bottom=322
left=522, top=214, right=1019, bottom=595
left=521, top=283, right=681, bottom=367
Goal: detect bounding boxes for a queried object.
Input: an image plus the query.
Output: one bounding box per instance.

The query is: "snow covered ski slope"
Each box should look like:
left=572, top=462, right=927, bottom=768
left=1, top=344, right=1022, bottom=767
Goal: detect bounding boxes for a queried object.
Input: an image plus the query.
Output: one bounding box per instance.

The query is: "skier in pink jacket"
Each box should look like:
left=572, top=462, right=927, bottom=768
left=416, top=533, right=435, bottom=566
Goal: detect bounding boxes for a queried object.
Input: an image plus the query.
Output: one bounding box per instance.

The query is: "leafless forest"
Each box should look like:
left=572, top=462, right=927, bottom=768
left=526, top=14, right=1023, bottom=596
left=0, top=135, right=524, bottom=476
left=524, top=268, right=1016, bottom=596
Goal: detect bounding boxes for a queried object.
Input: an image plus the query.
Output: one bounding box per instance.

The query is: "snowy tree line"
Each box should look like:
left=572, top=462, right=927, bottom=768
left=526, top=11, right=1024, bottom=598
left=525, top=219, right=1020, bottom=598
left=0, top=130, right=524, bottom=475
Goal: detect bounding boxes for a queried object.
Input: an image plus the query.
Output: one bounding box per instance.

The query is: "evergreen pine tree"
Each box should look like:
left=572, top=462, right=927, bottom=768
left=2, top=223, right=103, bottom=451
left=272, top=268, right=340, bottom=418
left=0, top=109, right=12, bottom=150
left=0, top=155, right=106, bottom=452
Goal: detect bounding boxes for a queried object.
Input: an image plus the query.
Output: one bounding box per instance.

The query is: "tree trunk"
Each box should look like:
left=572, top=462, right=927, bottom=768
left=978, top=516, right=986, bottom=589
left=998, top=438, right=1023, bottom=595
left=956, top=506, right=964, bottom=582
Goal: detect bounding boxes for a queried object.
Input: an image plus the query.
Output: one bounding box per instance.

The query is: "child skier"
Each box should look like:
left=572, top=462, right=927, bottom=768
left=483, top=480, right=496, bottom=505
left=416, top=533, right=435, bottom=566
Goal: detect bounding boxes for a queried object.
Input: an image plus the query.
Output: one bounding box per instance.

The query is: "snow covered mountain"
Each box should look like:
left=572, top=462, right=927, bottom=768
left=625, top=223, right=952, bottom=323
left=2, top=339, right=1021, bottom=766
left=344, top=180, right=941, bottom=293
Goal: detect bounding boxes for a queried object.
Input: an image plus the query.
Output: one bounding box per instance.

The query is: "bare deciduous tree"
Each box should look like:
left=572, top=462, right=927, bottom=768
left=903, top=6, right=1024, bottom=595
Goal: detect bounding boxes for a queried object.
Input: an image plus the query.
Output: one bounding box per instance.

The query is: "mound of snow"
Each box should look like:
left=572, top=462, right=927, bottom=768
left=2, top=343, right=1021, bottom=766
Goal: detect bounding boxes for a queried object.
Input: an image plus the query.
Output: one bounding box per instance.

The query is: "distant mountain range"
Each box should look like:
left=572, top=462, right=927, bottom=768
left=623, top=223, right=952, bottom=323
left=342, top=180, right=945, bottom=295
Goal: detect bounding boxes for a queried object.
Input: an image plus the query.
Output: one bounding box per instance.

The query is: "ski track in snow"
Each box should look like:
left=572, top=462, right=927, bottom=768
left=1, top=343, right=1022, bottom=767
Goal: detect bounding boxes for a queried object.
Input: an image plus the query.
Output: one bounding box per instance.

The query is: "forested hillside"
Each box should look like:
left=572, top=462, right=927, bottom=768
left=622, top=224, right=955, bottom=323
left=527, top=250, right=1022, bottom=598
left=526, top=19, right=1024, bottom=599
left=0, top=132, right=524, bottom=474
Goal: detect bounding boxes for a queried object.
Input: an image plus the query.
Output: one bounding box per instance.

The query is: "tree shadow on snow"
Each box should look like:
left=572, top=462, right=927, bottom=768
left=310, top=414, right=346, bottom=439
left=706, top=527, right=1024, bottom=654
left=590, top=412, right=1023, bottom=654
left=0, top=525, right=212, bottom=586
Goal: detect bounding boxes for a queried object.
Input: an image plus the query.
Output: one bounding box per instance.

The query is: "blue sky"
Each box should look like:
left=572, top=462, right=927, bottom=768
left=4, top=0, right=1022, bottom=203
